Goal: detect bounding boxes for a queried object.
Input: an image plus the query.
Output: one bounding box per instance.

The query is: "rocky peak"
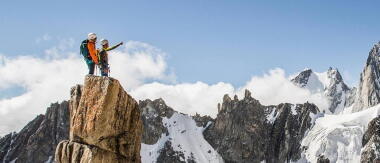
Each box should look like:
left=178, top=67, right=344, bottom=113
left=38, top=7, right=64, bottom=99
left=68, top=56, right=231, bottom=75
left=0, top=101, right=70, bottom=163
left=353, top=42, right=380, bottom=112
left=139, top=98, right=176, bottom=145
left=327, top=67, right=344, bottom=84
left=291, top=68, right=354, bottom=113
left=55, top=75, right=142, bottom=163
left=292, top=67, right=349, bottom=91
left=244, top=89, right=252, bottom=99
left=204, top=93, right=320, bottom=162
left=291, top=68, right=313, bottom=88
left=139, top=98, right=175, bottom=120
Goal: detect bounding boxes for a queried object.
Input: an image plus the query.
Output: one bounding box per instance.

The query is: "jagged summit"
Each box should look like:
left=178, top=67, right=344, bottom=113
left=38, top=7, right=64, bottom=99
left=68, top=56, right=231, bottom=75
left=291, top=68, right=354, bottom=113
left=0, top=101, right=69, bottom=163
left=291, top=68, right=313, bottom=88
left=353, top=42, right=380, bottom=112
left=55, top=75, right=142, bottom=163
left=291, top=67, right=348, bottom=90
left=204, top=88, right=320, bottom=163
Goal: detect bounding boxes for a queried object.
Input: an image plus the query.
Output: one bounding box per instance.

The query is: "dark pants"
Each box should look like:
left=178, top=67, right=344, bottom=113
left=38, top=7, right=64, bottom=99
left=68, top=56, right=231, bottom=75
left=100, top=63, right=109, bottom=77
left=85, top=59, right=95, bottom=75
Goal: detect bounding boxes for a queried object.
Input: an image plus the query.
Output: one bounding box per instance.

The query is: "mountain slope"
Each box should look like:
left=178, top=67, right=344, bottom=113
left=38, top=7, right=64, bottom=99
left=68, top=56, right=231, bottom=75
left=203, top=90, right=321, bottom=163
left=361, top=115, right=380, bottom=162
left=291, top=67, right=356, bottom=114
left=353, top=42, right=380, bottom=112
left=291, top=68, right=355, bottom=114
left=0, top=101, right=69, bottom=163
left=301, top=104, right=380, bottom=162
left=139, top=99, right=223, bottom=163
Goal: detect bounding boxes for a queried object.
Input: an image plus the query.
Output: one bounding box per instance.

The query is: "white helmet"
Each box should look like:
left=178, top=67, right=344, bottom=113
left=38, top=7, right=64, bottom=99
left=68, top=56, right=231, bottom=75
left=87, top=33, right=97, bottom=40
left=100, top=39, right=109, bottom=46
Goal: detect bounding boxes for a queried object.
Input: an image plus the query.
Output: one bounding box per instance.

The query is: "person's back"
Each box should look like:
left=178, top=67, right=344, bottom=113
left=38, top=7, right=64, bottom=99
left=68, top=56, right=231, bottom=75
left=80, top=33, right=98, bottom=75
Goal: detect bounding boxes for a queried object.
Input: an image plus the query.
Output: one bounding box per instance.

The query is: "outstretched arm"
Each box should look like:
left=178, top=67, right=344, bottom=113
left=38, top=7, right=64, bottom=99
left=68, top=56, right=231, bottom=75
left=105, top=42, right=123, bottom=51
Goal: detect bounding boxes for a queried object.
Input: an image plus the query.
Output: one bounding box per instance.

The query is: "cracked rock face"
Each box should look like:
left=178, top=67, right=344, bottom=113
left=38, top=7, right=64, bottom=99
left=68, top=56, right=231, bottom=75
left=55, top=140, right=130, bottom=163
left=0, top=101, right=70, bottom=163
left=354, top=42, right=380, bottom=112
left=203, top=90, right=320, bottom=163
left=139, top=98, right=174, bottom=145
left=361, top=116, right=380, bottom=162
left=55, top=76, right=142, bottom=163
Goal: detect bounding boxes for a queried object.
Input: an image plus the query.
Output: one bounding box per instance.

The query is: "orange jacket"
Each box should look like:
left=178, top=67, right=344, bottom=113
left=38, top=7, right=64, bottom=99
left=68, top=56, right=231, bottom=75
left=87, top=41, right=98, bottom=64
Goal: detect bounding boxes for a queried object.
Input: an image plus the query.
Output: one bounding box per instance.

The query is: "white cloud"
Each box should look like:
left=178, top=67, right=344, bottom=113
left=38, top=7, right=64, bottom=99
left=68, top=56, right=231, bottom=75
left=131, top=82, right=235, bottom=117
left=0, top=40, right=330, bottom=136
left=44, top=38, right=76, bottom=59
left=238, top=68, right=329, bottom=111
left=131, top=68, right=329, bottom=119
left=0, top=41, right=173, bottom=135
left=110, top=41, right=176, bottom=89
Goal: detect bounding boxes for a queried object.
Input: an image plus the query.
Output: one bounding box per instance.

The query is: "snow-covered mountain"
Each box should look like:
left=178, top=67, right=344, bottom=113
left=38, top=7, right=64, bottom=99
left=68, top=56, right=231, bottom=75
left=139, top=99, right=223, bottom=163
left=300, top=104, right=380, bottom=162
left=291, top=68, right=355, bottom=114
left=139, top=90, right=322, bottom=163
left=2, top=42, right=380, bottom=163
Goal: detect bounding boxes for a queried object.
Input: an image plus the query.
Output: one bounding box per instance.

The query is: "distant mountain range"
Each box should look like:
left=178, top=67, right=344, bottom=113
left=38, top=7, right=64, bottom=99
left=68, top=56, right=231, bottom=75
left=2, top=42, right=380, bottom=162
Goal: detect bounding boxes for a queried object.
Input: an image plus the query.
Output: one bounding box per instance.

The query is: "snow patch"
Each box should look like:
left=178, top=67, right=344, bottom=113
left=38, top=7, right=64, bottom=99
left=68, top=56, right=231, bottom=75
left=266, top=107, right=278, bottom=123
left=141, top=112, right=224, bottom=163
left=300, top=104, right=380, bottom=162
left=291, top=104, right=297, bottom=115
left=44, top=156, right=53, bottom=163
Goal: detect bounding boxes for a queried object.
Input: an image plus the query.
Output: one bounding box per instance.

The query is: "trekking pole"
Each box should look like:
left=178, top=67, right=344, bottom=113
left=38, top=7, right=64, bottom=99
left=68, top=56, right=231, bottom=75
left=95, top=64, right=98, bottom=76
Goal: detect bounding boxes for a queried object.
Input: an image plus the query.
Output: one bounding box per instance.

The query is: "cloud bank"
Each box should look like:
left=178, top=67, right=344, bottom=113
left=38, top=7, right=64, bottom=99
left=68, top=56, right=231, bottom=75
left=0, top=40, right=329, bottom=135
left=131, top=69, right=329, bottom=117
left=0, top=41, right=173, bottom=135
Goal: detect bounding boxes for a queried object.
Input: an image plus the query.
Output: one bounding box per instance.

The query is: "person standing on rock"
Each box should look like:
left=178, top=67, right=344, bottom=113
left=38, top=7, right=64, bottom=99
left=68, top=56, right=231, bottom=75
left=97, top=39, right=123, bottom=77
left=80, top=33, right=99, bottom=75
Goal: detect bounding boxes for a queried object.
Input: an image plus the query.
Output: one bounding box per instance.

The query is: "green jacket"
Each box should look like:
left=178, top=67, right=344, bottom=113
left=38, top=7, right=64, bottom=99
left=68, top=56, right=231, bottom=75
left=97, top=43, right=122, bottom=65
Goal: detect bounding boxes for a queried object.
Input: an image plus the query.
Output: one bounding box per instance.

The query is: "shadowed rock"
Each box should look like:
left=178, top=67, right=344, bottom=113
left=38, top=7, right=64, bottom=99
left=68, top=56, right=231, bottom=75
left=0, top=101, right=70, bottom=163
left=361, top=116, right=380, bottom=162
left=204, top=90, right=320, bottom=163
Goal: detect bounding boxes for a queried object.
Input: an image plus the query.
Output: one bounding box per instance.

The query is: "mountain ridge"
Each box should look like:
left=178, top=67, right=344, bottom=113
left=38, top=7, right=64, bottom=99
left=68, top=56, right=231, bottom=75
left=2, top=42, right=380, bottom=162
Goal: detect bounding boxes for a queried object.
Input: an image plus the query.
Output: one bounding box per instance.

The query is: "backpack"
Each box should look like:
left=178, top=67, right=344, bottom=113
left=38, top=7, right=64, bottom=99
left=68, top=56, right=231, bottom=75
left=80, top=40, right=91, bottom=59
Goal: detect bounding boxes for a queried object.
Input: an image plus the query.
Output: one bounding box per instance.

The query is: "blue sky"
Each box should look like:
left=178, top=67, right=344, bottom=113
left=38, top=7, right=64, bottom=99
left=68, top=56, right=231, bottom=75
left=1, top=0, right=379, bottom=86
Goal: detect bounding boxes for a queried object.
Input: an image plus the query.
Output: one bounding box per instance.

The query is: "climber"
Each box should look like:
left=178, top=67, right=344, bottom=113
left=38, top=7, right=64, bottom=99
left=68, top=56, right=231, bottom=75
left=97, top=39, right=123, bottom=77
left=80, top=33, right=99, bottom=75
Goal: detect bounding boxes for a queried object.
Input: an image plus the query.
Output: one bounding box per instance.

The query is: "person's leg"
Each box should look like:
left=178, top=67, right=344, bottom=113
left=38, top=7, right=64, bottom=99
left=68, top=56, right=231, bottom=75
left=87, top=62, right=95, bottom=75
left=100, top=64, right=108, bottom=76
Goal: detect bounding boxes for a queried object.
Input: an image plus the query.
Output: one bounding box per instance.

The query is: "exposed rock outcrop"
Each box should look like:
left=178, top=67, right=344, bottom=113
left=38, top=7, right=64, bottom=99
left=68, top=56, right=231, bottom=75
left=139, top=98, right=222, bottom=163
left=0, top=101, right=70, bottom=163
left=203, top=90, right=320, bottom=163
left=361, top=116, right=380, bottom=162
left=139, top=98, right=174, bottom=145
left=317, top=155, right=330, bottom=163
left=291, top=68, right=354, bottom=113
left=55, top=76, right=142, bottom=163
left=354, top=42, right=380, bottom=112
left=291, top=69, right=314, bottom=88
